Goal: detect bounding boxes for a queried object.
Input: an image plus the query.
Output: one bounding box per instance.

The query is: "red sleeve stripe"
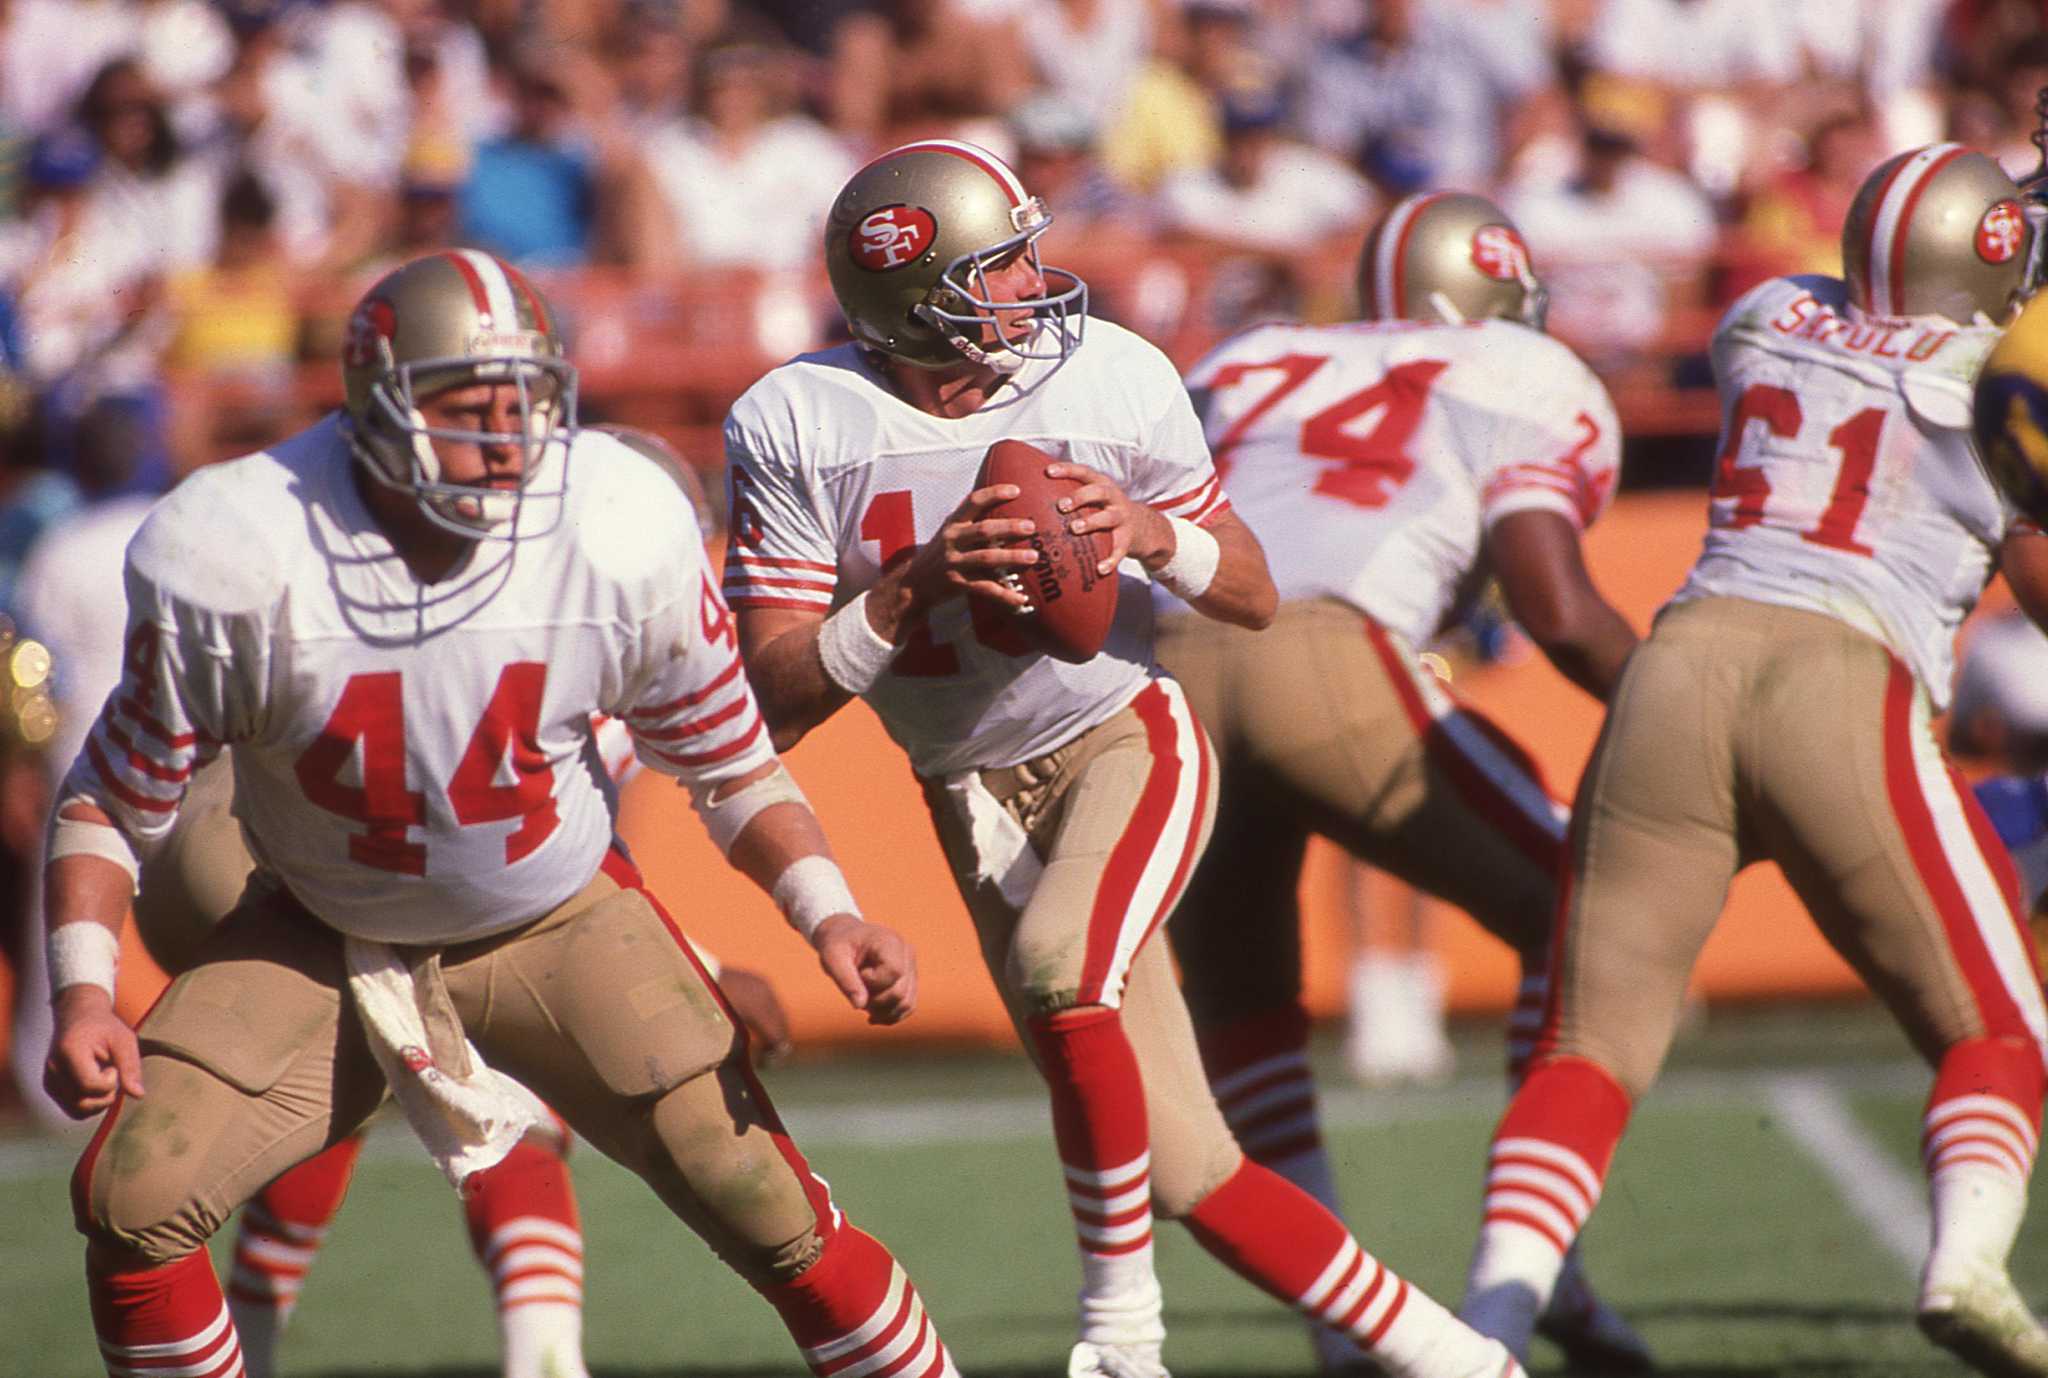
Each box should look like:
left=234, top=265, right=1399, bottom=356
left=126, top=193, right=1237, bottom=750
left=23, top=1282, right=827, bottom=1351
left=627, top=658, right=742, bottom=721
left=631, top=693, right=751, bottom=742
left=104, top=721, right=195, bottom=784
left=723, top=574, right=837, bottom=594
left=86, top=736, right=180, bottom=814
left=728, top=594, right=833, bottom=612
left=1150, top=475, right=1222, bottom=515
left=645, top=714, right=767, bottom=770
left=726, top=553, right=838, bottom=574
left=115, top=696, right=202, bottom=750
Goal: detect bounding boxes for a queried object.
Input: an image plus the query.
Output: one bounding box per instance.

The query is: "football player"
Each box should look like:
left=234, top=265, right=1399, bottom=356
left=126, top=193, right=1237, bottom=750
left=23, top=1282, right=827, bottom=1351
left=726, top=138, right=1522, bottom=1378
left=43, top=251, right=961, bottom=1378
left=136, top=716, right=793, bottom=1378
left=1454, top=144, right=2048, bottom=1376
left=1154, top=190, right=1645, bottom=1374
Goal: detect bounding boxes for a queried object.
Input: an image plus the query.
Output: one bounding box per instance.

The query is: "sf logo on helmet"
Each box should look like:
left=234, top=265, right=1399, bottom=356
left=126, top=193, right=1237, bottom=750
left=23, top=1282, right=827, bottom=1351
left=852, top=205, right=937, bottom=271
left=344, top=297, right=397, bottom=368
left=1471, top=224, right=1532, bottom=282
left=1978, top=199, right=2026, bottom=265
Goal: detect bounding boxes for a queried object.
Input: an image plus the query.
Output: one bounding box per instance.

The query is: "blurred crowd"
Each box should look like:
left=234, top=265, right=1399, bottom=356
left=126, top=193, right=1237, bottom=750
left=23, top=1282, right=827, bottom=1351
left=3, top=0, right=2048, bottom=611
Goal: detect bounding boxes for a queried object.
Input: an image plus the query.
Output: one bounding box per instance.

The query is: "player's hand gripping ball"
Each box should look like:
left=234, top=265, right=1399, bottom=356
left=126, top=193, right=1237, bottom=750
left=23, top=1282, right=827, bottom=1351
left=978, top=439, right=1119, bottom=663
left=1974, top=289, right=2048, bottom=523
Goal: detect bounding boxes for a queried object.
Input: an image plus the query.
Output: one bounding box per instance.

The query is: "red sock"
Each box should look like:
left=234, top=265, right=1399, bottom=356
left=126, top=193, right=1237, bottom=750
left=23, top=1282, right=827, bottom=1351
left=462, top=1135, right=585, bottom=1314
left=1481, top=1055, right=1632, bottom=1257
left=1925, top=1036, right=2046, bottom=1180
left=1184, top=1159, right=1421, bottom=1351
left=227, top=1136, right=363, bottom=1321
left=758, top=1224, right=956, bottom=1377
left=90, top=1250, right=242, bottom=1378
left=1197, top=1005, right=1324, bottom=1172
left=1028, top=1007, right=1154, bottom=1260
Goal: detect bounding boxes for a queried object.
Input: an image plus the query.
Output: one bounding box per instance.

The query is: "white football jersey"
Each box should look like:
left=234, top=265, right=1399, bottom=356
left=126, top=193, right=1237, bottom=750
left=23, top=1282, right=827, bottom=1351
left=723, top=319, right=1227, bottom=776
left=1181, top=318, right=1620, bottom=647
left=60, top=417, right=776, bottom=944
left=1673, top=275, right=2017, bottom=706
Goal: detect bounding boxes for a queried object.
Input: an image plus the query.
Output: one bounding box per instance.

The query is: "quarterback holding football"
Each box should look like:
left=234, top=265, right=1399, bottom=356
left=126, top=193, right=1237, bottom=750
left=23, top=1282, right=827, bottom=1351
left=1457, top=144, right=2048, bottom=1378
left=726, top=139, right=1523, bottom=1378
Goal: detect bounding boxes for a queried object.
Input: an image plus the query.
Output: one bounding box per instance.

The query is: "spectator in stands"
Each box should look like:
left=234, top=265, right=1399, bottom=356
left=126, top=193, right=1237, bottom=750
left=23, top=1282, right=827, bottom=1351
left=880, top=0, right=1033, bottom=138
left=161, top=169, right=302, bottom=468
left=178, top=2, right=392, bottom=272
left=1501, top=74, right=1715, bottom=373
left=1300, top=0, right=1554, bottom=196
left=1008, top=89, right=1165, bottom=332
left=644, top=38, right=856, bottom=273
left=1723, top=107, right=1879, bottom=301
left=0, top=127, right=165, bottom=390
left=1099, top=0, right=1262, bottom=193
left=0, top=0, right=141, bottom=139
left=1154, top=84, right=1373, bottom=258
left=1018, top=0, right=1158, bottom=128
left=76, top=59, right=214, bottom=273
left=460, top=41, right=667, bottom=270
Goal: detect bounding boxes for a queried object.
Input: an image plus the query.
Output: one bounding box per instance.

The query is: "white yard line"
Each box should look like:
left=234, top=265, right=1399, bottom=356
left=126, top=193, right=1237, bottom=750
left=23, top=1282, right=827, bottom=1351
left=1765, top=1072, right=1925, bottom=1275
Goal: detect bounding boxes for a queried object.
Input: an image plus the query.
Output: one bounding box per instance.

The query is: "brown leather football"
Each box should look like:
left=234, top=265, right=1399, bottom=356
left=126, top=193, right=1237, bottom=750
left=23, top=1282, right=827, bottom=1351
left=978, top=439, right=1118, bottom=663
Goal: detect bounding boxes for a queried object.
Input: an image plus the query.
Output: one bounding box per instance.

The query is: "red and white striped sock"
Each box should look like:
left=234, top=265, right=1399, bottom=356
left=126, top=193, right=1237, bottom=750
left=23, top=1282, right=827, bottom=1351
left=1029, top=1006, right=1164, bottom=1352
left=90, top=1249, right=245, bottom=1378
left=1199, top=1005, right=1340, bottom=1211
left=759, top=1223, right=958, bottom=1377
left=1504, top=974, right=1547, bottom=1089
left=1922, top=1037, right=2046, bottom=1299
left=227, top=1136, right=363, bottom=1378
left=1200, top=1006, right=1361, bottom=1370
left=1461, top=1055, right=1630, bottom=1356
left=462, top=1135, right=588, bottom=1378
left=1184, top=1159, right=1509, bottom=1376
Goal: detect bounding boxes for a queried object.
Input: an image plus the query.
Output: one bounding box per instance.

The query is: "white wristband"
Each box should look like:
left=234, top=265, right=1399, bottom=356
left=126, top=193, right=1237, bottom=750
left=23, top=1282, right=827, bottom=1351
left=770, top=854, right=861, bottom=940
left=48, top=921, right=120, bottom=999
left=1155, top=516, right=1220, bottom=600
left=816, top=591, right=896, bottom=695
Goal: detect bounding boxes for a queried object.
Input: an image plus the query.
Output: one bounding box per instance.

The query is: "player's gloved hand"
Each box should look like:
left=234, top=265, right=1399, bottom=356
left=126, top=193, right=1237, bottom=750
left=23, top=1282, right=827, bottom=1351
left=1043, top=461, right=1174, bottom=576
left=719, top=965, right=794, bottom=1065
left=809, top=914, right=918, bottom=1025
left=45, top=985, right=145, bottom=1118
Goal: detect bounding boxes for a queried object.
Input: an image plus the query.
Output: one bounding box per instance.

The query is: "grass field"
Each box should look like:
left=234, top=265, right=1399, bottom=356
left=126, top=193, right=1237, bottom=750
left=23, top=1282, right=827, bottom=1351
left=5, top=1001, right=2043, bottom=1377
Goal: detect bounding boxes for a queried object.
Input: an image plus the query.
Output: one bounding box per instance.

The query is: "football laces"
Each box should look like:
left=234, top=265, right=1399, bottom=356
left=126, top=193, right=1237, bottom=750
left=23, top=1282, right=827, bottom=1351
left=996, top=565, right=1037, bottom=615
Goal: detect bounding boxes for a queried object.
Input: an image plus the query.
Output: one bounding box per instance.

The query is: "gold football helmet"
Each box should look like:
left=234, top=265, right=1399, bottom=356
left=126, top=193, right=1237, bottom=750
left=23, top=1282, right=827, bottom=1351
left=1357, top=191, right=1547, bottom=329
left=340, top=250, right=578, bottom=537
left=1843, top=143, right=2030, bottom=324
left=823, top=139, right=1085, bottom=371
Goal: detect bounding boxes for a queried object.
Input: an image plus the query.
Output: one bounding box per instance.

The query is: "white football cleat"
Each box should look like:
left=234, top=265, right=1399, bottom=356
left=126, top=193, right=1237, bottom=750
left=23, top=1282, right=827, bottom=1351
left=1536, top=1247, right=1653, bottom=1371
left=1068, top=1340, right=1171, bottom=1378
left=1919, top=1268, right=2048, bottom=1377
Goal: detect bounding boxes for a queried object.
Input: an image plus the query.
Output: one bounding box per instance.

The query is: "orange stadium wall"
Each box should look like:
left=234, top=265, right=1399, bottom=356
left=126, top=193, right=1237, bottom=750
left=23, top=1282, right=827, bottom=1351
left=0, top=491, right=1937, bottom=1064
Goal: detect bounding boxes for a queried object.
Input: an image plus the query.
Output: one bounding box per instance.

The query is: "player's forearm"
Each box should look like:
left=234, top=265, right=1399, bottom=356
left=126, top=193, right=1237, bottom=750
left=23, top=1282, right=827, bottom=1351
left=1158, top=516, right=1276, bottom=629
left=743, top=621, right=855, bottom=751
left=47, top=805, right=137, bottom=1000
left=1530, top=605, right=1639, bottom=703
